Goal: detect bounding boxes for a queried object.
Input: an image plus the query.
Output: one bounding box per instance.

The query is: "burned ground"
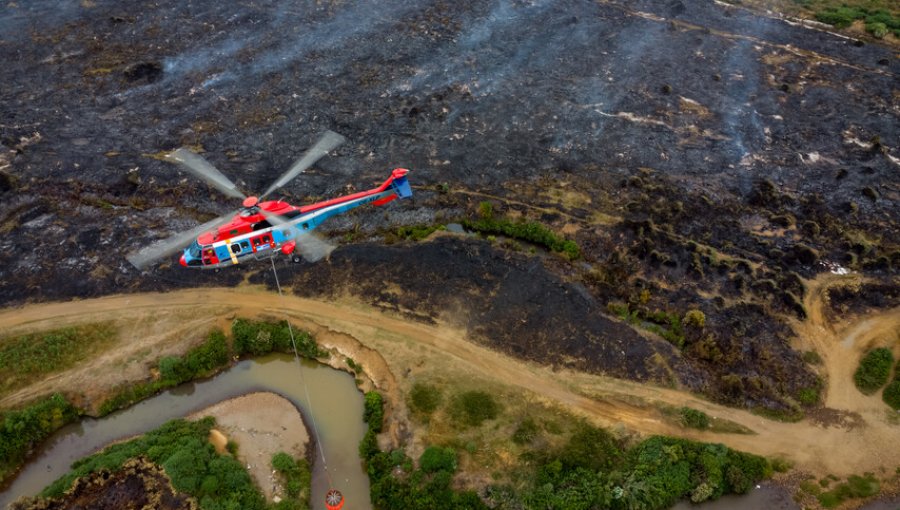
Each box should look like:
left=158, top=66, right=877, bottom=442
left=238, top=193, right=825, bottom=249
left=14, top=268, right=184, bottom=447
left=10, top=458, right=194, bottom=510
left=0, top=0, right=896, bottom=412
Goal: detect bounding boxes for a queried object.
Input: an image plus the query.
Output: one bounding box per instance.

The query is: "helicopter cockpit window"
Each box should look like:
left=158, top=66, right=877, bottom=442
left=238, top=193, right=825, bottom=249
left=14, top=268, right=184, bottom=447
left=188, top=241, right=201, bottom=258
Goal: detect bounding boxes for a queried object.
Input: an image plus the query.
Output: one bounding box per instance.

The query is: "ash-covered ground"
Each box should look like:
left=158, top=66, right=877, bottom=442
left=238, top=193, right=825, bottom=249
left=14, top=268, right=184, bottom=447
left=1, top=0, right=897, bottom=411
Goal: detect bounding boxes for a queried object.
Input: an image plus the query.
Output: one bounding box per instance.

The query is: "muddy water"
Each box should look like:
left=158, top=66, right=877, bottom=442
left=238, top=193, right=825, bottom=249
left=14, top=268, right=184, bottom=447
left=671, top=483, right=799, bottom=510
left=0, top=355, right=370, bottom=510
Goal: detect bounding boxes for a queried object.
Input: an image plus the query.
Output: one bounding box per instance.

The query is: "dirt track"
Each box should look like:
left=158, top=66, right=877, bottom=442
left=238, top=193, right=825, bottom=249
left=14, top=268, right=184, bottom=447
left=1, top=281, right=897, bottom=478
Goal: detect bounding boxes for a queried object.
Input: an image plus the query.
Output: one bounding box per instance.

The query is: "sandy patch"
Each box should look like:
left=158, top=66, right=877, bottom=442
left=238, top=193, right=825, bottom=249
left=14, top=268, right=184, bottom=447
left=189, top=392, right=309, bottom=501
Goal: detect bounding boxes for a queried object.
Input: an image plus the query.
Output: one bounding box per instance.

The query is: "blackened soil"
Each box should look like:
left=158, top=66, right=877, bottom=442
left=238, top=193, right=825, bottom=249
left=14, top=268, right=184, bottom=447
left=267, top=237, right=704, bottom=386
left=0, top=0, right=896, bottom=412
left=10, top=458, right=194, bottom=510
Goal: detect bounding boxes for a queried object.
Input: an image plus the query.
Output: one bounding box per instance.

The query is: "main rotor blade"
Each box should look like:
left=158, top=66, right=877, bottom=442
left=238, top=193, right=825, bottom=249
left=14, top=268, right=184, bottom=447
left=165, top=148, right=246, bottom=200
left=126, top=210, right=238, bottom=270
left=260, top=130, right=345, bottom=199
left=259, top=209, right=336, bottom=262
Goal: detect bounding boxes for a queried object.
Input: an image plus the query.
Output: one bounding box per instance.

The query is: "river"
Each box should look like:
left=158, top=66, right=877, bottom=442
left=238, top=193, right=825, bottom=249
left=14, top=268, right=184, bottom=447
left=0, top=354, right=370, bottom=510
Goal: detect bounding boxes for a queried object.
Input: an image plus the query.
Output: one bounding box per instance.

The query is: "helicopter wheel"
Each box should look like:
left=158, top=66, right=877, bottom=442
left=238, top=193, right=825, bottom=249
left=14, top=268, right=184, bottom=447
left=291, top=254, right=302, bottom=264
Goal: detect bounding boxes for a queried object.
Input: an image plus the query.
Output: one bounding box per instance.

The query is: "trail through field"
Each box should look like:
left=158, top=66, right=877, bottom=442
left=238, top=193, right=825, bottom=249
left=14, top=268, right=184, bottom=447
left=0, top=283, right=897, bottom=477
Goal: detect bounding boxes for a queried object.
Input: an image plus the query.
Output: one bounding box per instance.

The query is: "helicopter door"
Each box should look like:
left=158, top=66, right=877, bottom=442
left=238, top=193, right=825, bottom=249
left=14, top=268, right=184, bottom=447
left=201, top=247, right=218, bottom=265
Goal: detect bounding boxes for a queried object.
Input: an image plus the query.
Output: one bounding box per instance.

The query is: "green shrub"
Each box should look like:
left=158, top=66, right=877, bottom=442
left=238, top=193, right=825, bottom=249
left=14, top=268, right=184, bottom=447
left=272, top=452, right=311, bottom=505
left=0, top=394, right=79, bottom=482
left=449, top=390, right=500, bottom=427
left=683, top=310, right=706, bottom=328
left=409, top=382, right=442, bottom=414
left=560, top=424, right=622, bottom=471
left=797, top=386, right=820, bottom=406
left=802, top=350, right=823, bottom=365
left=461, top=216, right=581, bottom=260
left=395, top=224, right=445, bottom=242
left=853, top=348, right=893, bottom=394
left=815, top=6, right=864, bottom=28
left=420, top=446, right=457, bottom=473
left=883, top=380, right=900, bottom=410
left=232, top=318, right=321, bottom=358
left=363, top=391, right=385, bottom=433
left=679, top=407, right=710, bottom=429
left=40, top=418, right=266, bottom=510
left=512, top=417, right=540, bottom=445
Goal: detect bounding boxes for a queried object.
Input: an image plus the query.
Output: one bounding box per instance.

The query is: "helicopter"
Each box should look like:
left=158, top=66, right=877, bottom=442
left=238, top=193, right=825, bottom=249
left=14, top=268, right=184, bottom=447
left=126, top=130, right=412, bottom=270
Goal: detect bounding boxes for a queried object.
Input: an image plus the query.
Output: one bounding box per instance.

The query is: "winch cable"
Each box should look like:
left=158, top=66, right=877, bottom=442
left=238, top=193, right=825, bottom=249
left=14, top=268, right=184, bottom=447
left=269, top=256, right=334, bottom=487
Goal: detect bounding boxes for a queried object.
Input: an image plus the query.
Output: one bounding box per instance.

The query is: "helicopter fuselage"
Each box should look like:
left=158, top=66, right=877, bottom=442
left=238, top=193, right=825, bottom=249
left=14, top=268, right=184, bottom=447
left=179, top=168, right=411, bottom=268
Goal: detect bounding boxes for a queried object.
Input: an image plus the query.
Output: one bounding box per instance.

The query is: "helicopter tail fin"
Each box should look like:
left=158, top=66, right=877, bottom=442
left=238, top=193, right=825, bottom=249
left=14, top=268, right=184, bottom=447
left=389, top=168, right=412, bottom=199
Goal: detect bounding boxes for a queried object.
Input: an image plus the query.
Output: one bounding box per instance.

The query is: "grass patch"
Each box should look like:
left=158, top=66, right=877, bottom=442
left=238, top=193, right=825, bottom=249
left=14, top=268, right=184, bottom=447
left=462, top=202, right=580, bottom=260
left=608, top=302, right=686, bottom=348
left=409, top=382, right=442, bottom=415
left=448, top=390, right=501, bottom=427
left=853, top=347, right=893, bottom=395
left=39, top=417, right=268, bottom=509
left=817, top=473, right=880, bottom=508
left=802, top=350, right=823, bottom=365
left=391, top=224, right=446, bottom=242
left=0, top=322, right=117, bottom=396
left=813, top=4, right=900, bottom=37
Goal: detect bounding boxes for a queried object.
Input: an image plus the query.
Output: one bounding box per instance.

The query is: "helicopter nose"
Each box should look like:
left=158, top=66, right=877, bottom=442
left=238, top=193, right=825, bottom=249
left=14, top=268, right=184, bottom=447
left=179, top=254, right=187, bottom=267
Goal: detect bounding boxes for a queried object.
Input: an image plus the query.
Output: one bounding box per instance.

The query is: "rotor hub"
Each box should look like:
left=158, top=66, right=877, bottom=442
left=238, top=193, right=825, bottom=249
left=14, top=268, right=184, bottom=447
left=242, top=196, right=259, bottom=208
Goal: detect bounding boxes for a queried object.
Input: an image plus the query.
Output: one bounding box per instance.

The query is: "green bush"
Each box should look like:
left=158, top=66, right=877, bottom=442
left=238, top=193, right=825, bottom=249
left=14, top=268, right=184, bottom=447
left=560, top=424, right=622, bottom=471
left=0, top=394, right=79, bottom=482
left=409, top=382, right=442, bottom=414
left=683, top=310, right=706, bottom=328
left=272, top=452, right=311, bottom=505
left=461, top=216, right=581, bottom=260
left=449, top=390, right=500, bottom=427
left=420, top=446, right=457, bottom=473
left=40, top=417, right=266, bottom=510
left=883, top=380, right=900, bottom=410
left=232, top=318, right=321, bottom=358
left=853, top=348, right=893, bottom=394
left=815, top=6, right=864, bottom=28
left=679, top=407, right=710, bottom=429
left=363, top=391, right=385, bottom=433
left=512, top=417, right=540, bottom=445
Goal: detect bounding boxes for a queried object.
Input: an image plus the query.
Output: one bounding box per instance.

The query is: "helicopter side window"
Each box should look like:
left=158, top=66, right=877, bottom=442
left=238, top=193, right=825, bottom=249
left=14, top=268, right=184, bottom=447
left=282, top=229, right=292, bottom=239
left=231, top=243, right=242, bottom=254
left=302, top=222, right=309, bottom=230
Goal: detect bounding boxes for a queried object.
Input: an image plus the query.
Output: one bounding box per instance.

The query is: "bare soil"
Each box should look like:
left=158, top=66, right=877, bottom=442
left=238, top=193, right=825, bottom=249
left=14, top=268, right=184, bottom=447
left=0, top=284, right=896, bottom=479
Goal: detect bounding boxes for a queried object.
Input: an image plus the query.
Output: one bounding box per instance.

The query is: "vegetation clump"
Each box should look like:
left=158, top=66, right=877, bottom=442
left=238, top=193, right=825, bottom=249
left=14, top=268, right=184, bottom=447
left=271, top=451, right=312, bottom=508
left=0, top=394, right=79, bottom=481
left=815, top=473, right=881, bottom=509
left=679, top=407, right=711, bottom=429
left=449, top=390, right=501, bottom=427
left=882, top=360, right=900, bottom=410
left=409, top=382, right=442, bottom=414
left=232, top=318, right=323, bottom=358
left=463, top=201, right=580, bottom=260
left=40, top=417, right=267, bottom=509
left=853, top=347, right=893, bottom=395
left=814, top=6, right=900, bottom=38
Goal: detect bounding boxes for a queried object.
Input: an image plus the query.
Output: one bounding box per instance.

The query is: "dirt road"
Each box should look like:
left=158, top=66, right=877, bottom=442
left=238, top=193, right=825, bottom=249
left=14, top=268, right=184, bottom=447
left=0, top=283, right=897, bottom=477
